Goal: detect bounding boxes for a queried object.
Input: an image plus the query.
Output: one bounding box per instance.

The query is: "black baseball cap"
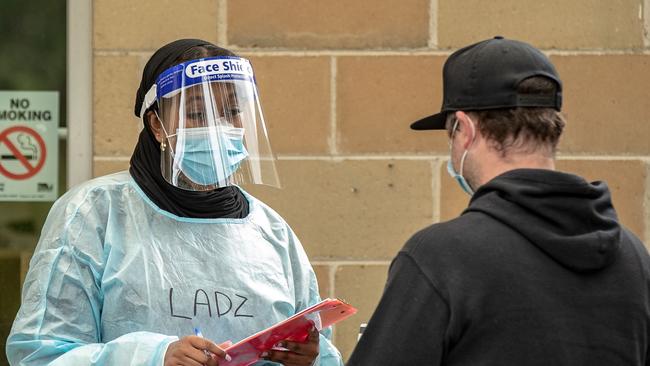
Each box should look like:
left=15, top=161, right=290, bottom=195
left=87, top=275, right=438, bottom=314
left=410, top=36, right=562, bottom=130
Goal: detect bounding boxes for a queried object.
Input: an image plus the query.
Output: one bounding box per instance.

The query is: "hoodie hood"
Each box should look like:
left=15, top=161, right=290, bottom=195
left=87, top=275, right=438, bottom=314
left=466, top=169, right=621, bottom=273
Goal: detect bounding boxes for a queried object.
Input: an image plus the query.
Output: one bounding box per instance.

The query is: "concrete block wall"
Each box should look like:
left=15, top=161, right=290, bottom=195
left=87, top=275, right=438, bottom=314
left=93, top=0, right=650, bottom=360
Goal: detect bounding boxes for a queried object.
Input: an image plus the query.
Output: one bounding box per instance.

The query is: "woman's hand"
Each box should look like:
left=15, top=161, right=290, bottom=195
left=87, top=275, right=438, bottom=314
left=164, top=335, right=229, bottom=366
left=261, top=325, right=320, bottom=366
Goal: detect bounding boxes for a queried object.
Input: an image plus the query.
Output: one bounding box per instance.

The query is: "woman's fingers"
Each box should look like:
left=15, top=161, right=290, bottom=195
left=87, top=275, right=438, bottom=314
left=263, top=349, right=315, bottom=365
left=262, top=326, right=320, bottom=366
left=282, top=326, right=320, bottom=356
left=187, top=335, right=228, bottom=359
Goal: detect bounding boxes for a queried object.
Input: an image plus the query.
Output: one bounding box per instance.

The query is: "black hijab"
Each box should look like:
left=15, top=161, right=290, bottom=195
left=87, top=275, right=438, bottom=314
left=130, top=39, right=249, bottom=219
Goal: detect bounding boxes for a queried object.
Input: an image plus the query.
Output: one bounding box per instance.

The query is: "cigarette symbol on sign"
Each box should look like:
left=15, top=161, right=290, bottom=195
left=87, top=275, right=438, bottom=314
left=18, top=133, right=38, bottom=160
left=0, top=133, right=37, bottom=160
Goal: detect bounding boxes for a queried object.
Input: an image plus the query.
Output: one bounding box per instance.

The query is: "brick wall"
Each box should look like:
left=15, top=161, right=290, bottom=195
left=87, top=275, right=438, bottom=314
left=93, top=0, right=650, bottom=359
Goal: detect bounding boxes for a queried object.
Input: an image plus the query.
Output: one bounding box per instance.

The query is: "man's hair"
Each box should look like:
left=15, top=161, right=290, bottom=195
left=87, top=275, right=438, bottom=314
left=446, top=76, right=566, bottom=157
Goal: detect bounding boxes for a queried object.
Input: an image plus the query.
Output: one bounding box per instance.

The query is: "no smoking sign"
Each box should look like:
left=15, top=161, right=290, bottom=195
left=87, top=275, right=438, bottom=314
left=0, top=91, right=58, bottom=201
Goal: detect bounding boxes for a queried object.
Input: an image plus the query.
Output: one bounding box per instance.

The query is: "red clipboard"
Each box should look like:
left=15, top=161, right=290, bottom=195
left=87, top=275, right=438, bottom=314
left=219, top=298, right=357, bottom=366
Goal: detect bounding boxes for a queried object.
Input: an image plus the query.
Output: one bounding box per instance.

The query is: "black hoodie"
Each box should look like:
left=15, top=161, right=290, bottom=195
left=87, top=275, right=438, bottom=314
left=348, top=169, right=650, bottom=366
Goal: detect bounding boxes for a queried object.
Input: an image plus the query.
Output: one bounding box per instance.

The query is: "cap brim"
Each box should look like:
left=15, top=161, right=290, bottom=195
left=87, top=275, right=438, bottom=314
left=410, top=112, right=447, bottom=130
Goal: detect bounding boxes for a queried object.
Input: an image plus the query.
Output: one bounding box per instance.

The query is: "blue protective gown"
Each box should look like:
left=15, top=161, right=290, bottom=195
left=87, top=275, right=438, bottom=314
left=6, top=171, right=343, bottom=366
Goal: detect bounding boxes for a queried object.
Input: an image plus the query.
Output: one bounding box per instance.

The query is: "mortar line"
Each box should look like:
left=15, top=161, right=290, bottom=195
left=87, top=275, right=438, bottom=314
left=94, top=156, right=131, bottom=161
left=428, top=0, right=438, bottom=49
left=329, top=57, right=338, bottom=155
left=644, top=0, right=650, bottom=47
left=328, top=264, right=337, bottom=299
left=328, top=264, right=338, bottom=341
left=311, top=260, right=392, bottom=266
left=217, top=0, right=228, bottom=46
left=94, top=49, right=650, bottom=57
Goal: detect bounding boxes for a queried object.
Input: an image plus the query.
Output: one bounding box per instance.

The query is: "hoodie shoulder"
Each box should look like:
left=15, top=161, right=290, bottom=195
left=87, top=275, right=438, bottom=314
left=621, top=228, right=650, bottom=274
left=402, top=213, right=485, bottom=259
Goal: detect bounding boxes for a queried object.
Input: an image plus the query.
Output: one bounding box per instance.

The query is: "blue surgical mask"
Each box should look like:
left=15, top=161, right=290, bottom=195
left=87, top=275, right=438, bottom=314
left=177, top=126, right=249, bottom=186
left=446, top=154, right=474, bottom=196
left=447, top=118, right=475, bottom=196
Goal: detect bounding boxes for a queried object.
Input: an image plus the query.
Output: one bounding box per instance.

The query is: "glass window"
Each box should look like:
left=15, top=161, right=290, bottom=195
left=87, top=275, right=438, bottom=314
left=0, top=0, right=67, bottom=362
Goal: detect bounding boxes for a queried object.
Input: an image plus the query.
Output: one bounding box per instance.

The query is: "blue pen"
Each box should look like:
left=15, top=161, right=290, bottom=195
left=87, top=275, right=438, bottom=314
left=194, top=327, right=232, bottom=362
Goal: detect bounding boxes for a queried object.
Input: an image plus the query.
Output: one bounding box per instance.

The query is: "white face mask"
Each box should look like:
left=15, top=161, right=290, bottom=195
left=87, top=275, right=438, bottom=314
left=447, top=117, right=475, bottom=196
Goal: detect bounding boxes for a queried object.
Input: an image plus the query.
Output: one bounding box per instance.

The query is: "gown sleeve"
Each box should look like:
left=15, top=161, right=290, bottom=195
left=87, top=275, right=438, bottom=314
left=6, top=190, right=177, bottom=366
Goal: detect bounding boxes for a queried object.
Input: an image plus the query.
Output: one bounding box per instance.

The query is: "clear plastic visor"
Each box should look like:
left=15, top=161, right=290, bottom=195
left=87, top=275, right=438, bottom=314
left=151, top=57, right=279, bottom=191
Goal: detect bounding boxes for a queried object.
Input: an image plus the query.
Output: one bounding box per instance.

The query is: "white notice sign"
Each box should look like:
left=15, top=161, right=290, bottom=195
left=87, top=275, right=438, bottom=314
left=0, top=91, right=59, bottom=201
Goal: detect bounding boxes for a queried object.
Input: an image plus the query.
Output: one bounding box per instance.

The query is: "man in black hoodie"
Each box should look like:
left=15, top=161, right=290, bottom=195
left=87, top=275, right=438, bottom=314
left=347, top=36, right=650, bottom=366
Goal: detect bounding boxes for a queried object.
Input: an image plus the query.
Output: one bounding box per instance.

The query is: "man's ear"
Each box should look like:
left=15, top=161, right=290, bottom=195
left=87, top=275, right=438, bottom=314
left=146, top=111, right=163, bottom=143
left=454, top=111, right=477, bottom=150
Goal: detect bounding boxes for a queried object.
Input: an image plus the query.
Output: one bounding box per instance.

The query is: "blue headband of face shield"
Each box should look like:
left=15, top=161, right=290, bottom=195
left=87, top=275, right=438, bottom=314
left=140, top=56, right=256, bottom=118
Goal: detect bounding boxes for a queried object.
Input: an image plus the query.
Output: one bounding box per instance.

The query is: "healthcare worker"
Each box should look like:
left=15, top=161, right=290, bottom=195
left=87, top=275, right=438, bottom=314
left=6, top=39, right=343, bottom=366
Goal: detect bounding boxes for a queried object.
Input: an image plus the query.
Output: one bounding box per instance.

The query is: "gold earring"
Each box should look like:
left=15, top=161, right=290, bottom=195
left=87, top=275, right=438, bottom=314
left=160, top=140, right=166, bottom=152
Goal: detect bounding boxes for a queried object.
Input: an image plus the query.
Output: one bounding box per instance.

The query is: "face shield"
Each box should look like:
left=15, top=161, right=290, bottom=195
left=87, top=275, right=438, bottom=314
left=140, top=56, right=280, bottom=190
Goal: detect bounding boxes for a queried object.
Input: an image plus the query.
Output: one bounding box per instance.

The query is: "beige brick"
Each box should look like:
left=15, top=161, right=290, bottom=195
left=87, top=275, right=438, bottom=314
left=333, top=264, right=389, bottom=361
left=93, top=159, right=130, bottom=178
left=94, top=55, right=144, bottom=157
left=440, top=160, right=647, bottom=240
left=247, top=56, right=330, bottom=155
left=337, top=56, right=449, bottom=154
left=94, top=0, right=219, bottom=50
left=557, top=160, right=646, bottom=239
left=552, top=55, right=650, bottom=155
left=438, top=0, right=644, bottom=49
left=313, top=265, right=330, bottom=300
left=228, top=0, right=429, bottom=49
left=243, top=159, right=434, bottom=259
